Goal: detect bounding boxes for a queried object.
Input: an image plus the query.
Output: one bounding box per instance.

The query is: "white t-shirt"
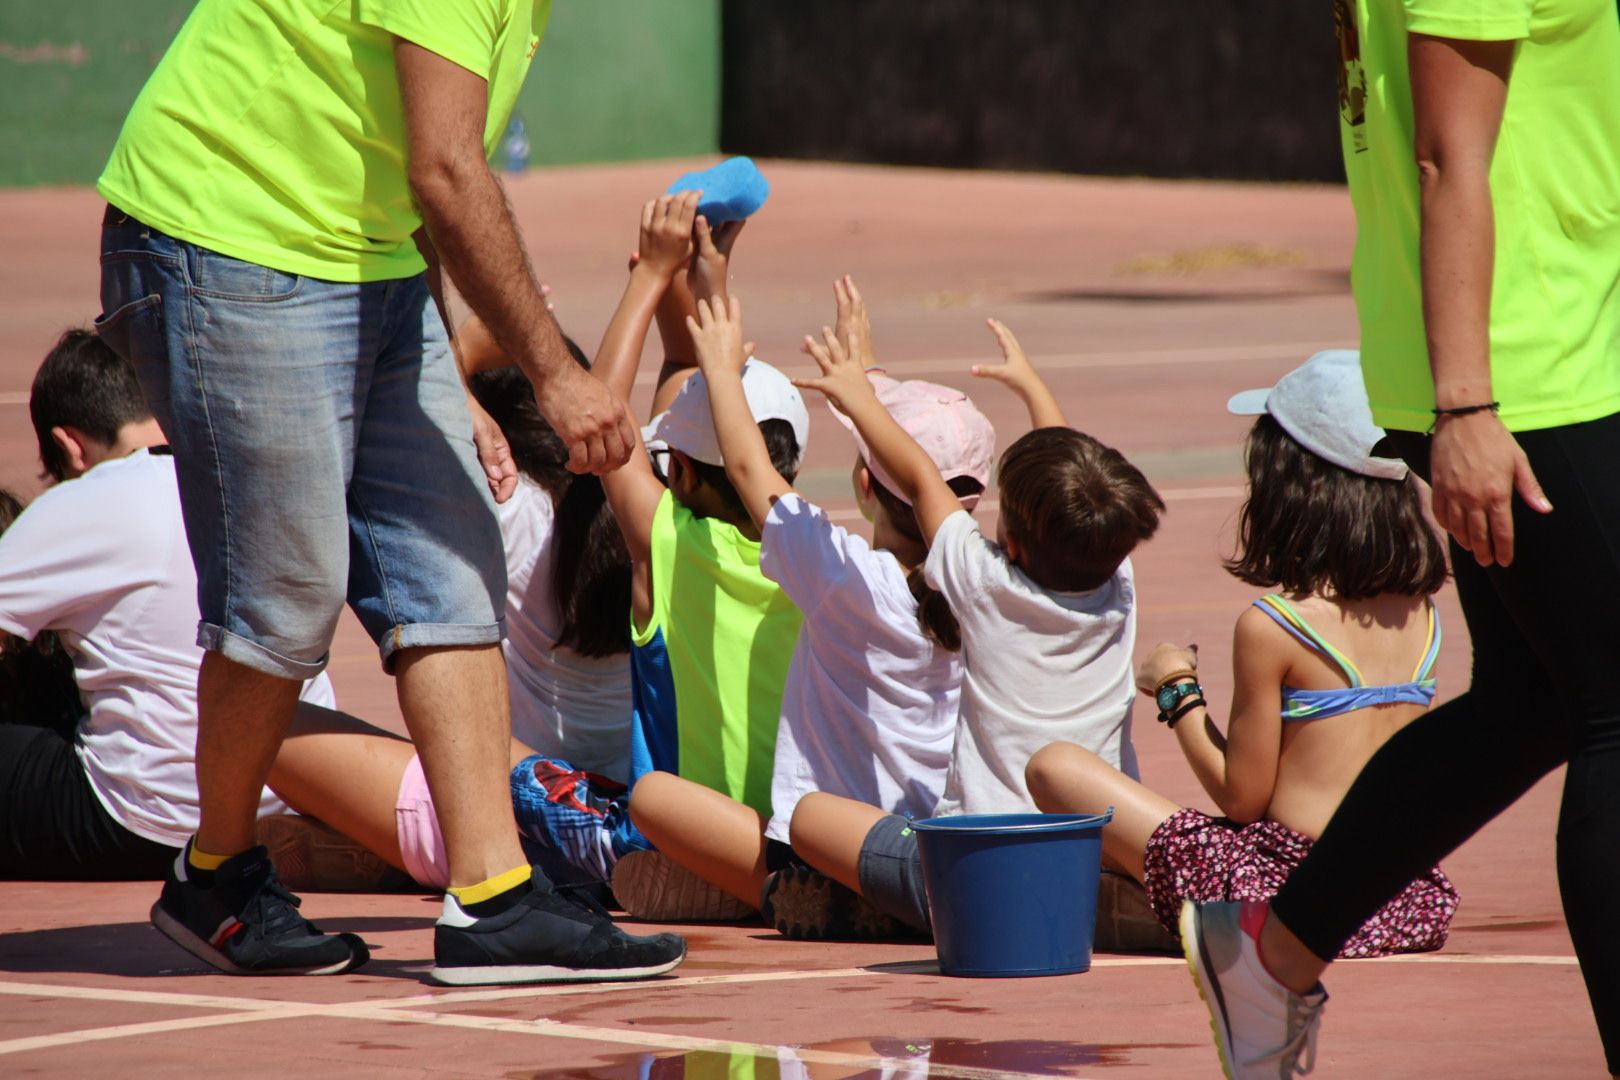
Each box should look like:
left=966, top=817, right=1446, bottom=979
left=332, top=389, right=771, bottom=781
left=0, top=450, right=333, bottom=848
left=497, top=477, right=633, bottom=782
left=758, top=494, right=960, bottom=842
left=925, top=510, right=1140, bottom=817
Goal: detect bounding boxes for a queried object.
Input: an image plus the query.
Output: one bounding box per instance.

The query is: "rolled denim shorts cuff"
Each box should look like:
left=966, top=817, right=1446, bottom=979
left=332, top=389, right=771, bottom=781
left=197, top=623, right=330, bottom=681
left=379, top=618, right=507, bottom=671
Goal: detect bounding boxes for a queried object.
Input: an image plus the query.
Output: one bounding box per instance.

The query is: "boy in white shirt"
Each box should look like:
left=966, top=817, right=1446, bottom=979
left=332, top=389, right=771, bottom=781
left=781, top=314, right=1165, bottom=937
left=0, top=330, right=334, bottom=879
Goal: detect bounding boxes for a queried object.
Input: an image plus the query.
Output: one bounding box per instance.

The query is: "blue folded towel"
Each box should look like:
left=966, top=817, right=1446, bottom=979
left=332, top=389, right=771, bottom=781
left=666, top=156, right=770, bottom=223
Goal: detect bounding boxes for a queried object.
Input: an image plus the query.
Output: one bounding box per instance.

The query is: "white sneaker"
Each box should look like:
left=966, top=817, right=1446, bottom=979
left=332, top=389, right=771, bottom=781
left=611, top=850, right=757, bottom=922
left=1181, top=900, right=1327, bottom=1079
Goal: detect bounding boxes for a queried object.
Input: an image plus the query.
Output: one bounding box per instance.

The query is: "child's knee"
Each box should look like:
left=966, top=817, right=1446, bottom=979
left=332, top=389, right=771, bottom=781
left=626, top=770, right=682, bottom=823
left=1025, top=740, right=1087, bottom=810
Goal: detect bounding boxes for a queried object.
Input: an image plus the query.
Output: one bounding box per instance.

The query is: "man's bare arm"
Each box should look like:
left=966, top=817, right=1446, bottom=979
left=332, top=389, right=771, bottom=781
left=396, top=40, right=633, bottom=475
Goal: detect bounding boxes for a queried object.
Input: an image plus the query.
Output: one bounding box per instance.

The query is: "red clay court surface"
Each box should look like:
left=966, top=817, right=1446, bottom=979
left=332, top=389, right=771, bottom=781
left=0, top=161, right=1600, bottom=1077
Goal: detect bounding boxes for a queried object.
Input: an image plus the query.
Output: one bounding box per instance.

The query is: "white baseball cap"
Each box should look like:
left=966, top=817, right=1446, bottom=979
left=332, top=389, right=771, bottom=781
left=1226, top=349, right=1407, bottom=481
left=643, top=357, right=811, bottom=469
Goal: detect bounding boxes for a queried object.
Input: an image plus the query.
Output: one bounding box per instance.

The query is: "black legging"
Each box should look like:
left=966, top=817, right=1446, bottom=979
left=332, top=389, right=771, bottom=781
left=1269, top=411, right=1620, bottom=1070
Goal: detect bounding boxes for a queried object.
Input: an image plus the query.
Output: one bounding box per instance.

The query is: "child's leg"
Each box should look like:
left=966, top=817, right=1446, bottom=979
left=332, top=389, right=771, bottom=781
left=786, top=792, right=890, bottom=894
left=270, top=703, right=419, bottom=870
left=1024, top=741, right=1180, bottom=881
left=627, top=771, right=771, bottom=904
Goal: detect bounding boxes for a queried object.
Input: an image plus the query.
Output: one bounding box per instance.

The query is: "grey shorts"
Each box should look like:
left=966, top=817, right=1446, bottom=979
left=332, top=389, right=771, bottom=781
left=857, top=813, right=931, bottom=933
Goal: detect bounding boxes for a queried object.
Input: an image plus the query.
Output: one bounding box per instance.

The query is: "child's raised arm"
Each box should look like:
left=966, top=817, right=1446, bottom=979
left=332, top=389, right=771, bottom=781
left=971, top=319, right=1068, bottom=429
left=687, top=295, right=791, bottom=533
left=596, top=193, right=699, bottom=580
left=796, top=327, right=961, bottom=547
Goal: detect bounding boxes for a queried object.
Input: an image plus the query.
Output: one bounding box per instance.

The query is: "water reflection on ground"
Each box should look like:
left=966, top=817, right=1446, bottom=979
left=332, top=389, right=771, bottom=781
left=512, top=1034, right=1197, bottom=1079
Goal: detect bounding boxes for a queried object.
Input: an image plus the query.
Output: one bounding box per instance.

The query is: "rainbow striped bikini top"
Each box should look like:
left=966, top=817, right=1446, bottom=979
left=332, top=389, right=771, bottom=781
left=1253, top=594, right=1441, bottom=722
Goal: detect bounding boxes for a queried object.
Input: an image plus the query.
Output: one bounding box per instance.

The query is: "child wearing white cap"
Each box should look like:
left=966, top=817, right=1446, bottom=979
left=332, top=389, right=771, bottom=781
left=1025, top=349, right=1458, bottom=958
left=620, top=278, right=995, bottom=926
left=505, top=193, right=807, bottom=885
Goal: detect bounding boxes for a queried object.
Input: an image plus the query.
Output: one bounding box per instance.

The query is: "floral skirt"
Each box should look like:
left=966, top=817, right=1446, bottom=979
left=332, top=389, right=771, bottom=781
left=1142, top=807, right=1460, bottom=958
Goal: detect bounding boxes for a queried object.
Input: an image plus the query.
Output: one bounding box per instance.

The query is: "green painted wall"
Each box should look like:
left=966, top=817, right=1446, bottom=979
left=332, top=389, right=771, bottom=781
left=0, top=1, right=720, bottom=188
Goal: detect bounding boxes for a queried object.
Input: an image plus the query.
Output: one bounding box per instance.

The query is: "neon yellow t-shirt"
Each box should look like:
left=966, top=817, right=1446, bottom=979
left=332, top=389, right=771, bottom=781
left=629, top=492, right=803, bottom=817
left=1336, top=0, right=1620, bottom=433
left=97, top=0, right=551, bottom=283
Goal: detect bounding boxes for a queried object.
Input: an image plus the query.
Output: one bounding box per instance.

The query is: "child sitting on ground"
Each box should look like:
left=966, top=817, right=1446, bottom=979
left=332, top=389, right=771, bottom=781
left=506, top=193, right=808, bottom=886
left=1024, top=350, right=1459, bottom=957
left=779, top=311, right=1166, bottom=938
left=619, top=277, right=994, bottom=922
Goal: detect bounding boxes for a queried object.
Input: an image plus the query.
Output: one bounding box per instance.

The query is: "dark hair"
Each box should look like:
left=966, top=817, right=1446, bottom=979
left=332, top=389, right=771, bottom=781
left=685, top=419, right=801, bottom=523
left=31, top=329, right=153, bottom=482
left=466, top=338, right=632, bottom=658
left=1225, top=414, right=1447, bottom=599
left=870, top=475, right=984, bottom=650
left=0, top=488, right=83, bottom=736
left=997, top=427, right=1165, bottom=592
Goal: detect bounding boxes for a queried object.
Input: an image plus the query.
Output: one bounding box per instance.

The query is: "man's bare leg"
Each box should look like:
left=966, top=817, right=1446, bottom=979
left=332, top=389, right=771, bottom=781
left=394, top=642, right=528, bottom=888
left=195, top=651, right=301, bottom=857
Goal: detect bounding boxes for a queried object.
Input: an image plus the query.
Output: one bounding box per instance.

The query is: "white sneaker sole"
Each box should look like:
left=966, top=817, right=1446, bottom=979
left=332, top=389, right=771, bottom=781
left=429, top=950, right=686, bottom=986
left=150, top=901, right=359, bottom=977
left=1179, top=902, right=1240, bottom=1080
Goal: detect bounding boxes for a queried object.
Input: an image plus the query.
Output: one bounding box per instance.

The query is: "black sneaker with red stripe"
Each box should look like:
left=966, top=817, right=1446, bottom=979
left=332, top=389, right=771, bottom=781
left=150, top=844, right=369, bottom=975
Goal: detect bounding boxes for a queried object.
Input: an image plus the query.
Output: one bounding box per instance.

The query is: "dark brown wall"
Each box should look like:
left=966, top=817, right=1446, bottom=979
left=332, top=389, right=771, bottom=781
left=721, top=1, right=1345, bottom=183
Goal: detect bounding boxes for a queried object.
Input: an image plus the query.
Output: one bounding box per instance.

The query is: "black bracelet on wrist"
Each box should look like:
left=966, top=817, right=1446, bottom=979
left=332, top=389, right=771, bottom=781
left=1431, top=401, right=1500, bottom=419
left=1166, top=695, right=1206, bottom=729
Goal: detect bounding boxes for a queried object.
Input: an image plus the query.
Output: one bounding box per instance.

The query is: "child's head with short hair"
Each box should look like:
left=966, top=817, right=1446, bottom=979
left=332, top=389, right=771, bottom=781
left=31, top=329, right=154, bottom=483
left=646, top=358, right=810, bottom=529
left=996, top=428, right=1165, bottom=593
left=1224, top=350, right=1446, bottom=599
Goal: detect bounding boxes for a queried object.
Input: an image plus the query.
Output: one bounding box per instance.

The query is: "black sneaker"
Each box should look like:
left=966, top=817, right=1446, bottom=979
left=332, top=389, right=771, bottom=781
left=431, top=868, right=688, bottom=985
left=150, top=845, right=370, bottom=975
left=759, top=865, right=921, bottom=941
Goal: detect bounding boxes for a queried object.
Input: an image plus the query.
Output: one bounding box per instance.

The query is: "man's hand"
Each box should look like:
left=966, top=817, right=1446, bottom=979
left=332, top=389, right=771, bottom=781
left=639, top=193, right=700, bottom=281
left=1135, top=643, right=1199, bottom=697
left=532, top=364, right=635, bottom=476
left=833, top=275, right=876, bottom=365
left=466, top=392, right=518, bottom=502
left=1429, top=411, right=1551, bottom=567
left=689, top=216, right=744, bottom=305
left=685, top=295, right=748, bottom=380
left=796, top=326, right=879, bottom=417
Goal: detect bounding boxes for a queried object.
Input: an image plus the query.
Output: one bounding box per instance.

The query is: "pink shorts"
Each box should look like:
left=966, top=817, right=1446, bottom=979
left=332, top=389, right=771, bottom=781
left=395, top=755, right=449, bottom=890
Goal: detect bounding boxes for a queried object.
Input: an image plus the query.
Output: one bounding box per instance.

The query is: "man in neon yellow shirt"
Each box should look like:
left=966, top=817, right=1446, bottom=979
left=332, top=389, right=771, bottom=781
left=1181, top=1, right=1620, bottom=1075
left=94, top=0, right=680, bottom=985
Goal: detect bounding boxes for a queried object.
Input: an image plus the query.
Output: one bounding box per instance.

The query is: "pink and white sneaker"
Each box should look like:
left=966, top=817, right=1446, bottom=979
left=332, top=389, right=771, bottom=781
left=1181, top=900, right=1328, bottom=1079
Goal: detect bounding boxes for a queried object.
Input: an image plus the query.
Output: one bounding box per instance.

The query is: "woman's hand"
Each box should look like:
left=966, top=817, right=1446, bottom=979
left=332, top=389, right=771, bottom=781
left=1428, top=410, right=1551, bottom=567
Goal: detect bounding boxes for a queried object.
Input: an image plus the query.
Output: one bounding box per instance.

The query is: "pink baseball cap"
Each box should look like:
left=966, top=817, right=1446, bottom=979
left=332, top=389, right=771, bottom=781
left=829, top=372, right=996, bottom=508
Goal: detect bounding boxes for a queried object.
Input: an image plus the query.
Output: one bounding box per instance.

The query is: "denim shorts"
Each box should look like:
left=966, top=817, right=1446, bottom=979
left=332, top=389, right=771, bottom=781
left=95, top=208, right=506, bottom=678
left=857, top=814, right=932, bottom=933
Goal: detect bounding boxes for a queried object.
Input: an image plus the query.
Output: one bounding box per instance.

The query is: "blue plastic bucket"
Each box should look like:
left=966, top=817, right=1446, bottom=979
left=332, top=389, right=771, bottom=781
left=912, top=810, right=1113, bottom=977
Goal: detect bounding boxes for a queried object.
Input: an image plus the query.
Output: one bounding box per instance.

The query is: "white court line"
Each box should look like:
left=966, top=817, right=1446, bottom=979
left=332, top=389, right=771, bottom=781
left=823, top=485, right=1242, bottom=523
left=0, top=391, right=26, bottom=406
left=635, top=340, right=1350, bottom=386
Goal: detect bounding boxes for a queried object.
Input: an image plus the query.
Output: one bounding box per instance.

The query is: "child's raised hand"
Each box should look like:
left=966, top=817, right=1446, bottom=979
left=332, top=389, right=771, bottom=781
left=684, top=295, right=747, bottom=378
left=638, top=192, right=701, bottom=280
left=689, top=216, right=745, bottom=304
left=795, top=326, right=876, bottom=416
left=1135, top=643, right=1200, bottom=698
left=971, top=318, right=1037, bottom=390
left=833, top=275, right=876, bottom=364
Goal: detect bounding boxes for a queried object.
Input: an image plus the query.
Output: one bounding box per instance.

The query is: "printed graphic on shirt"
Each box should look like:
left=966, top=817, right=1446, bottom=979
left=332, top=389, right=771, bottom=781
left=1335, top=0, right=1368, bottom=153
